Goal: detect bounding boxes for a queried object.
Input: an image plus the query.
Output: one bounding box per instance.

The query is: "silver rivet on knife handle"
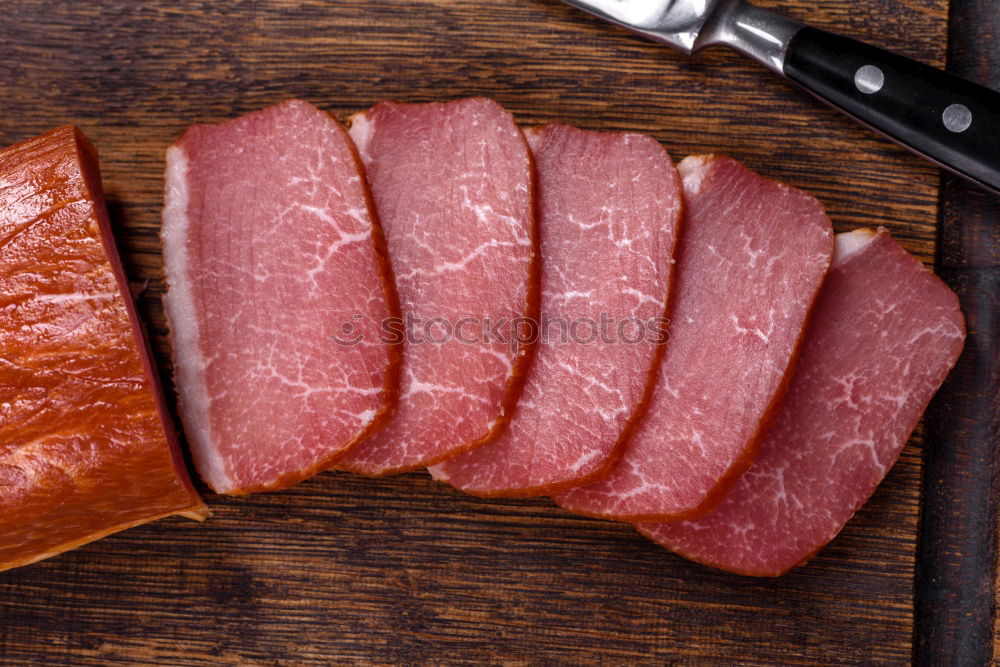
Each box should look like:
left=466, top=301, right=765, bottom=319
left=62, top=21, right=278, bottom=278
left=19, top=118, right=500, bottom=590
left=854, top=65, right=886, bottom=94
left=942, top=104, right=973, bottom=133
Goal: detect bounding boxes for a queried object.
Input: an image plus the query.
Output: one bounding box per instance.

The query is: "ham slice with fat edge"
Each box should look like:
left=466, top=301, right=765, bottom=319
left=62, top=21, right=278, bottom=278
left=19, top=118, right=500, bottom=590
left=554, top=155, right=833, bottom=521
left=337, top=98, right=539, bottom=475
left=162, top=99, right=400, bottom=494
left=637, top=229, right=965, bottom=576
left=430, top=123, right=681, bottom=496
left=0, top=127, right=206, bottom=572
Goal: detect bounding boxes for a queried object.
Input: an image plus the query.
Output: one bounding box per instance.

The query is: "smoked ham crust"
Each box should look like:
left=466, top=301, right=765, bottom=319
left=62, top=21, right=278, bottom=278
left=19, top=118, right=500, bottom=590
left=0, top=126, right=206, bottom=572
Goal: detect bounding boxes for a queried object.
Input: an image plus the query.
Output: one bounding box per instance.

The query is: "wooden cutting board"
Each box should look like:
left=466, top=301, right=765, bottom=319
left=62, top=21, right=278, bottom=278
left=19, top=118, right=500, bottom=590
left=0, top=0, right=958, bottom=663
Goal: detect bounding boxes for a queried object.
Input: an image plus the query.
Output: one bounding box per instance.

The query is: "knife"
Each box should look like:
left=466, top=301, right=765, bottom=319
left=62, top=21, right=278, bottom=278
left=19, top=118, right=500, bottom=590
left=559, top=0, right=1000, bottom=195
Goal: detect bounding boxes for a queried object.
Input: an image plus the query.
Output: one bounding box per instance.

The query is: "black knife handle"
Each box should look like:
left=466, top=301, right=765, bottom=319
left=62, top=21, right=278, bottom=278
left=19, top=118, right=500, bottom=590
left=784, top=27, right=1000, bottom=194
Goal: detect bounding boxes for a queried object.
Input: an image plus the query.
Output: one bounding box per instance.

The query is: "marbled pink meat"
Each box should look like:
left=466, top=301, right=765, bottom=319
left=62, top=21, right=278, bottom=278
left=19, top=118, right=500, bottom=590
left=429, top=124, right=681, bottom=496
left=638, top=229, right=965, bottom=576
left=337, top=98, right=538, bottom=475
left=162, top=99, right=399, bottom=494
left=554, top=155, right=833, bottom=521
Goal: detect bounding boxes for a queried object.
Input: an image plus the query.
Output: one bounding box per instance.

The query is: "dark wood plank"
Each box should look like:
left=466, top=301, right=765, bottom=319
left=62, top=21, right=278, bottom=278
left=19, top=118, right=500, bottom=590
left=0, top=0, right=952, bottom=663
left=914, top=0, right=1000, bottom=662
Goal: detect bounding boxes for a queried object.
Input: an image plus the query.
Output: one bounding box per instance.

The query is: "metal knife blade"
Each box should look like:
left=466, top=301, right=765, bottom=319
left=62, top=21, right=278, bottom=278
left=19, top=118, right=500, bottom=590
left=559, top=0, right=1000, bottom=195
left=560, top=0, right=800, bottom=70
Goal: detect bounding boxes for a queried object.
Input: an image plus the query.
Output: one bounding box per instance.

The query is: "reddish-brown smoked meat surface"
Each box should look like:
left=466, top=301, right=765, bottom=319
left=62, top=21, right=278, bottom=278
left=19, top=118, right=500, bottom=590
left=338, top=98, right=538, bottom=475
left=0, top=127, right=206, bottom=572
left=430, top=124, right=681, bottom=496
left=554, top=155, right=833, bottom=521
left=638, top=229, right=965, bottom=576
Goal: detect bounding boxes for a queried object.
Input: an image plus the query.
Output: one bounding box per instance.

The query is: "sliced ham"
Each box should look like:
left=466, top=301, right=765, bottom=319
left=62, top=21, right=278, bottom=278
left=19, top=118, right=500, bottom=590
left=638, top=229, right=965, bottom=576
left=0, top=127, right=207, bottom=572
left=162, top=99, right=400, bottom=494
left=337, top=98, right=538, bottom=475
left=554, top=155, right=833, bottom=521
left=429, top=124, right=681, bottom=496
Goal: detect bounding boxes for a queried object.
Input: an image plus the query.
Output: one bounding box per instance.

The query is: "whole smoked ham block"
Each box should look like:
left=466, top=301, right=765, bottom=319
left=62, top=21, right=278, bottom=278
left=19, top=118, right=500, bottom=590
left=0, top=127, right=206, bottom=572
left=638, top=229, right=965, bottom=576
left=162, top=100, right=400, bottom=493
left=430, top=124, right=681, bottom=496
left=337, top=98, right=538, bottom=475
left=554, top=155, right=833, bottom=521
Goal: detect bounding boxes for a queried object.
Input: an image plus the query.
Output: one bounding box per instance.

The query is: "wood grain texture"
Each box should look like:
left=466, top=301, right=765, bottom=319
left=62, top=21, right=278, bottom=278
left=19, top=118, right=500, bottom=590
left=915, top=0, right=1000, bottom=663
left=0, top=0, right=952, bottom=663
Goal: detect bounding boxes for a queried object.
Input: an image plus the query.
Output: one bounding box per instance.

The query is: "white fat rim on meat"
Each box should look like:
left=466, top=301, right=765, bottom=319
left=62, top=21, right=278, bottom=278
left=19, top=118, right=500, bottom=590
left=161, top=146, right=231, bottom=492
left=677, top=155, right=710, bottom=196
left=347, top=111, right=374, bottom=163
left=833, top=227, right=878, bottom=267
left=522, top=126, right=543, bottom=153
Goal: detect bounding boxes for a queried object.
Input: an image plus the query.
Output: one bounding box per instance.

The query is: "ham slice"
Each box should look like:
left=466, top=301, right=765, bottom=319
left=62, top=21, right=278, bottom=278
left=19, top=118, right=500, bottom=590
left=0, top=127, right=207, bottom=572
left=429, top=124, right=681, bottom=496
left=638, top=229, right=965, bottom=576
left=337, top=98, right=538, bottom=475
left=162, top=99, right=400, bottom=494
left=554, top=155, right=833, bottom=521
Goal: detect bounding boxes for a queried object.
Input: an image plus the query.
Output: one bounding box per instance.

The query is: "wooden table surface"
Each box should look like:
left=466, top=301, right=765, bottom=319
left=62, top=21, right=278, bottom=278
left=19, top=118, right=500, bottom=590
left=1, top=0, right=994, bottom=664
left=914, top=0, right=1000, bottom=664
